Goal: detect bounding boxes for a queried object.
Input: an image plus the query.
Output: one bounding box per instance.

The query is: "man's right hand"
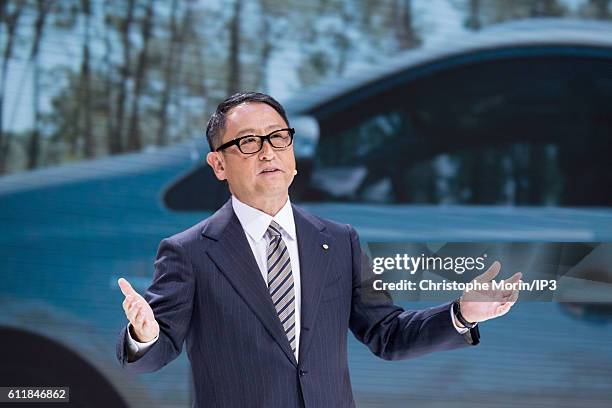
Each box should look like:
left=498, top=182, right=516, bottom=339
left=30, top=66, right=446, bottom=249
left=118, top=278, right=160, bottom=343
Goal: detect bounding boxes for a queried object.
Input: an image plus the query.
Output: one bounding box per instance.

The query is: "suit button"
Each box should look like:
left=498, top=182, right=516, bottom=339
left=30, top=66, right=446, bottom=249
left=299, top=369, right=308, bottom=377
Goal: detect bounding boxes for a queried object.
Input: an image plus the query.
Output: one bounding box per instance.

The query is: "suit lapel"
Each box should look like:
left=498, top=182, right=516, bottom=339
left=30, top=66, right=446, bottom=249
left=202, top=200, right=298, bottom=367
left=292, top=205, right=334, bottom=361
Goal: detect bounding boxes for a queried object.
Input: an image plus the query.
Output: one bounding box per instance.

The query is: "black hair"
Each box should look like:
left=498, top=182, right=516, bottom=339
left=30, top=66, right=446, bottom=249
left=205, top=91, right=290, bottom=151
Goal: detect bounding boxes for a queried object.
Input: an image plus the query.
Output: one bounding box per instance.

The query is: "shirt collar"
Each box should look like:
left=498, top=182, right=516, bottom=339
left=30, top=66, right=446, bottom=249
left=231, top=195, right=296, bottom=243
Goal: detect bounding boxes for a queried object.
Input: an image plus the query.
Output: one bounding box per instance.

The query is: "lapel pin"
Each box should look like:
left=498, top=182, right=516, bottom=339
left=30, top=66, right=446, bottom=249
left=322, top=243, right=329, bottom=250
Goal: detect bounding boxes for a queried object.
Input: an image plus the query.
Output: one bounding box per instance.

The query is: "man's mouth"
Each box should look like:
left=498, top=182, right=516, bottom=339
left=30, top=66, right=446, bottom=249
left=259, top=168, right=281, bottom=174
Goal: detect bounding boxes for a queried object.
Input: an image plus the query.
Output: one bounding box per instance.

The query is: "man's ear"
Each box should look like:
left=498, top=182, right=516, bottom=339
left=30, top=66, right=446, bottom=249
left=206, top=152, right=227, bottom=181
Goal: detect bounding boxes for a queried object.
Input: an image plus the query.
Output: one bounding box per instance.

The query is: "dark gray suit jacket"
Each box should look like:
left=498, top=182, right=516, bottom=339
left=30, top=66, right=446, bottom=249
left=116, top=199, right=479, bottom=407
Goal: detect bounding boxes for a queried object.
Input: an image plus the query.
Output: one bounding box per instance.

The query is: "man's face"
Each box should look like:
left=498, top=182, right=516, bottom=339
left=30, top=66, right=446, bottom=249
left=206, top=102, right=296, bottom=205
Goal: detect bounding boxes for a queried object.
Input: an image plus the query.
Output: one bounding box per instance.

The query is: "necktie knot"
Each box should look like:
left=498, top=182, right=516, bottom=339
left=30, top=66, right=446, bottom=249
left=267, top=220, right=282, bottom=239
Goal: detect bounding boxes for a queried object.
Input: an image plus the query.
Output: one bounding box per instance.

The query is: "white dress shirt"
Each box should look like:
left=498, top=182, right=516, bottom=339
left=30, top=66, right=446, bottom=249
left=127, top=195, right=467, bottom=360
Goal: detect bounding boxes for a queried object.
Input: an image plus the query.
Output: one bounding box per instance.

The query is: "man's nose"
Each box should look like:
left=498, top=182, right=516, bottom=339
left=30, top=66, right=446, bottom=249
left=259, top=138, right=276, bottom=159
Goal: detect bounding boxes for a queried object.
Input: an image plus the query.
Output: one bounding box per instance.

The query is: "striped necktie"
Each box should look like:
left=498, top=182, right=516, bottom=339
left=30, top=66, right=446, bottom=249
left=266, top=220, right=296, bottom=354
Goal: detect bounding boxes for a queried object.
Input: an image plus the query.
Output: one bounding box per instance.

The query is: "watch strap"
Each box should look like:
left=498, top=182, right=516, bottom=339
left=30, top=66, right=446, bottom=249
left=453, top=298, right=477, bottom=329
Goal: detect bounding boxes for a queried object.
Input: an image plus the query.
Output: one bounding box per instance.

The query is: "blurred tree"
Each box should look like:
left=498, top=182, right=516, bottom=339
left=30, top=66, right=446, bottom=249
left=26, top=0, right=54, bottom=170
left=296, top=0, right=420, bottom=86
left=256, top=0, right=286, bottom=92
left=112, top=0, right=135, bottom=154
left=580, top=0, right=611, bottom=18
left=0, top=0, right=25, bottom=173
left=156, top=0, right=182, bottom=146
left=102, top=0, right=115, bottom=154
left=465, top=0, right=482, bottom=30
left=126, top=0, right=154, bottom=151
left=79, top=0, right=94, bottom=158
left=227, top=0, right=242, bottom=95
left=392, top=0, right=419, bottom=50
left=454, top=0, right=567, bottom=26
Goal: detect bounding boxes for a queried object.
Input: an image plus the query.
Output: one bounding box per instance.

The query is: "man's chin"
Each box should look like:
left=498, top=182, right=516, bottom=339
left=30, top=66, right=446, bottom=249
left=255, top=182, right=289, bottom=196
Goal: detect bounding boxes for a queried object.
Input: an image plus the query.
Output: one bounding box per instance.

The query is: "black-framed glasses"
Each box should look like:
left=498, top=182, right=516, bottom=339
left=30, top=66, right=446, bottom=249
left=215, top=128, right=295, bottom=154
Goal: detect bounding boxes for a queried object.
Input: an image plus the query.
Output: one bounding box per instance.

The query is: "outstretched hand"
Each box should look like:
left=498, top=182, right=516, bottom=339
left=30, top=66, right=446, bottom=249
left=118, top=278, right=159, bottom=343
left=459, top=261, right=521, bottom=324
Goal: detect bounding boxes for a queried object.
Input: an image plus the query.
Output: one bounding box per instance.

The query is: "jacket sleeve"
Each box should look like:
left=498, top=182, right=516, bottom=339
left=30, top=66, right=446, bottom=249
left=116, top=236, right=195, bottom=373
left=347, top=225, right=479, bottom=361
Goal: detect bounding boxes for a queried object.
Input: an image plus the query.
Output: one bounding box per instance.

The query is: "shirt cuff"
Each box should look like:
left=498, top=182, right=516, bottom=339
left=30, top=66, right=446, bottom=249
left=126, top=323, right=159, bottom=356
left=450, top=305, right=470, bottom=334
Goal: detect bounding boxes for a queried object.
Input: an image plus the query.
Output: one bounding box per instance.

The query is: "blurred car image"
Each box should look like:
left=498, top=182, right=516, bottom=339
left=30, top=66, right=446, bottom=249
left=1, top=20, right=611, bottom=408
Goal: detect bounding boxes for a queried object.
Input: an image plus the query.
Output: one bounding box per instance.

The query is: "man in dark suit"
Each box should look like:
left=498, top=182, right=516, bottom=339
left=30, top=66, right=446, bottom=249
left=116, top=92, right=521, bottom=407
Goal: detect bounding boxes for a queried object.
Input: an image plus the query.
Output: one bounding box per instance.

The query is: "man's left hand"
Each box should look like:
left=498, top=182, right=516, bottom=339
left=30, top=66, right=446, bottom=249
left=459, top=261, right=521, bottom=324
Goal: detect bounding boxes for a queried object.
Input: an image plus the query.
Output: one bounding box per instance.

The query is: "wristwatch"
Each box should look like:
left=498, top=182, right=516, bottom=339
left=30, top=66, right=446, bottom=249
left=453, top=298, right=477, bottom=329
